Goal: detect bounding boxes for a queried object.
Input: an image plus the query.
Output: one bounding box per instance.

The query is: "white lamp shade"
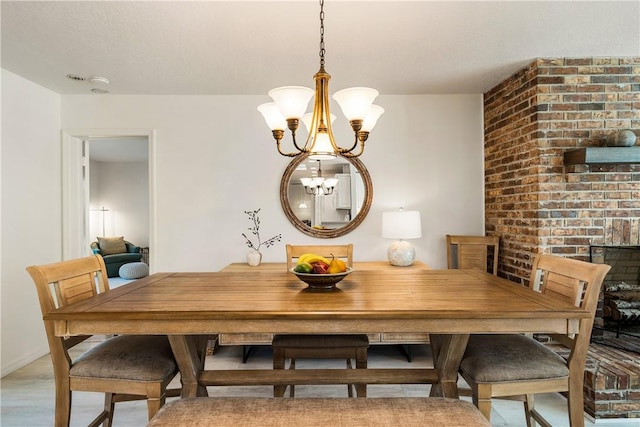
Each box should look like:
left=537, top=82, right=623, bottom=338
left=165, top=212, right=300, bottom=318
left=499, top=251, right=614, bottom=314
left=257, top=103, right=287, bottom=130
left=301, top=177, right=325, bottom=188
left=268, top=86, right=314, bottom=119
left=310, top=177, right=325, bottom=187
left=382, top=210, right=422, bottom=239
left=333, top=87, right=379, bottom=121
left=308, top=132, right=336, bottom=160
left=361, top=105, right=385, bottom=132
left=323, top=178, right=339, bottom=189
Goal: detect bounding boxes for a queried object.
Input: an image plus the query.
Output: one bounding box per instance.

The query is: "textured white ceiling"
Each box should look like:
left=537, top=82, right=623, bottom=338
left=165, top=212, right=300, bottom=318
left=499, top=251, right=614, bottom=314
left=2, top=1, right=639, bottom=96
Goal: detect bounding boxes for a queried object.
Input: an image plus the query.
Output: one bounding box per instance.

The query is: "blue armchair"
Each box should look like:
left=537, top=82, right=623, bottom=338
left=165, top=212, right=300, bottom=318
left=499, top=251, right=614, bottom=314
left=91, top=239, right=143, bottom=277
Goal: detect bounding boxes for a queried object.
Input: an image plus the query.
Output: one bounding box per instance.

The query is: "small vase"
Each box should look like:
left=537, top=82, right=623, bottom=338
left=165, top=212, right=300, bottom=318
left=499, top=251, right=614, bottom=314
left=247, top=250, right=262, bottom=267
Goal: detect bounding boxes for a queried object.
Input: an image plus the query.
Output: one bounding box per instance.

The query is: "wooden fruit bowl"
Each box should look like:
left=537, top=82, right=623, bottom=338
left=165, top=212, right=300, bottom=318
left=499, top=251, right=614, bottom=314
left=290, top=267, right=353, bottom=289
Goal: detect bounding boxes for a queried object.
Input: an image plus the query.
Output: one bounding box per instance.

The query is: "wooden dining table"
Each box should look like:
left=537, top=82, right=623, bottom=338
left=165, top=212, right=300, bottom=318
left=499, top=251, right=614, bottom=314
left=45, top=265, right=590, bottom=401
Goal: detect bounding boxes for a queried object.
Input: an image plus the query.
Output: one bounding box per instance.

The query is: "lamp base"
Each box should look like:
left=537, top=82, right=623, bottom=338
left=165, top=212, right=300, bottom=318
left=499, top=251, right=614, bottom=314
left=387, top=240, right=415, bottom=267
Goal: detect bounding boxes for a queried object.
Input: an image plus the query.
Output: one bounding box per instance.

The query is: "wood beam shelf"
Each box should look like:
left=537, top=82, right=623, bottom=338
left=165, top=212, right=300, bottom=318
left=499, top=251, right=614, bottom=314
left=564, top=147, right=640, bottom=165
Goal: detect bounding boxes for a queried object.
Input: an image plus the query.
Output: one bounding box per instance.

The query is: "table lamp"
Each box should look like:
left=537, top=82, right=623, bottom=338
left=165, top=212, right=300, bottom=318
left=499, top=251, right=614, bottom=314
left=382, top=209, right=422, bottom=266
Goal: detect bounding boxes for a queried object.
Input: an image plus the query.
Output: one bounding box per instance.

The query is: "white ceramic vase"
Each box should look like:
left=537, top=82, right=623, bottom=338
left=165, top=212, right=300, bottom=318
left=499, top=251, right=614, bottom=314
left=247, top=250, right=262, bottom=267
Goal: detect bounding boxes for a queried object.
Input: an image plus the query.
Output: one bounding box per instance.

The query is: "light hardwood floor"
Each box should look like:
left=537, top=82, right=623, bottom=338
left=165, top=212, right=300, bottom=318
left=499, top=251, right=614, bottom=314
left=1, top=341, right=618, bottom=427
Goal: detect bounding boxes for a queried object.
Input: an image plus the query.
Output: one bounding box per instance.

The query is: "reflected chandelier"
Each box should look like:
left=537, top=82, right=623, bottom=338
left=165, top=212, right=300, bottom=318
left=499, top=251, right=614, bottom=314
left=301, top=160, right=338, bottom=196
left=257, top=0, right=384, bottom=160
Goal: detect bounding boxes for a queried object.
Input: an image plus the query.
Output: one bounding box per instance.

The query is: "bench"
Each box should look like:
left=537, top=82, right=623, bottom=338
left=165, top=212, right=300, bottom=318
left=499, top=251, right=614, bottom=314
left=147, top=397, right=490, bottom=426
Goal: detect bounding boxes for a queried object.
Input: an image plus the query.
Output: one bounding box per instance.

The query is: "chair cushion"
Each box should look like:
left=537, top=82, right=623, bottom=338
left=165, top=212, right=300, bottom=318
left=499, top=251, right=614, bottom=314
left=119, top=262, right=149, bottom=279
left=70, top=335, right=177, bottom=381
left=460, top=334, right=570, bottom=383
left=272, top=334, right=369, bottom=348
left=97, top=236, right=127, bottom=255
left=147, top=397, right=491, bottom=427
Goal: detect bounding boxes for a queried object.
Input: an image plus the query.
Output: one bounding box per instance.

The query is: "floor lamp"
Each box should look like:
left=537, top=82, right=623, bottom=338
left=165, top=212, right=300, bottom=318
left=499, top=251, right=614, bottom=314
left=91, top=206, right=109, bottom=237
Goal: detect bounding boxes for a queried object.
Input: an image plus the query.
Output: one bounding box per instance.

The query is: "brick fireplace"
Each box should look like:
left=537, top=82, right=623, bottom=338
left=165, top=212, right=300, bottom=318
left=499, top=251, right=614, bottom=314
left=484, top=57, right=640, bottom=282
left=483, top=57, right=640, bottom=419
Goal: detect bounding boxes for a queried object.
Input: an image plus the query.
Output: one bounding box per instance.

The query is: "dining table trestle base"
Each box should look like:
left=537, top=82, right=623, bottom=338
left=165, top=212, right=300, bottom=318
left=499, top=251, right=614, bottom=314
left=198, top=368, right=439, bottom=388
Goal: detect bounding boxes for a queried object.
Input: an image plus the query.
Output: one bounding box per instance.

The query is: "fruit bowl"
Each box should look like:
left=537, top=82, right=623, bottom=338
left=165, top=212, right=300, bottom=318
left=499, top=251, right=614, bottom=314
left=290, top=267, right=353, bottom=289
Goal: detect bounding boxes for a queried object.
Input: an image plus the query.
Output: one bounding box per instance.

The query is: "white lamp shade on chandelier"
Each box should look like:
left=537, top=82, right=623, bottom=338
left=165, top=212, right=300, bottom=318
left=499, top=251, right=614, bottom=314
left=257, top=0, right=383, bottom=160
left=267, top=86, right=314, bottom=119
left=256, top=103, right=287, bottom=131
left=382, top=209, right=422, bottom=267
left=332, top=87, right=379, bottom=121
left=301, top=113, right=337, bottom=160
left=361, top=105, right=385, bottom=132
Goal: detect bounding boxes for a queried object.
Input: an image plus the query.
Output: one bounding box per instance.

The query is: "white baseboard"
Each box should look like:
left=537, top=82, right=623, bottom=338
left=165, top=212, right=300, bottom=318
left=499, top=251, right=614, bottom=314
left=1, top=346, right=49, bottom=378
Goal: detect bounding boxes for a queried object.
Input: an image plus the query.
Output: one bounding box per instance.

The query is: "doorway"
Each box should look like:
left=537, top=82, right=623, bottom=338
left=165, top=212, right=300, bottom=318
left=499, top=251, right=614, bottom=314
left=61, top=129, right=155, bottom=269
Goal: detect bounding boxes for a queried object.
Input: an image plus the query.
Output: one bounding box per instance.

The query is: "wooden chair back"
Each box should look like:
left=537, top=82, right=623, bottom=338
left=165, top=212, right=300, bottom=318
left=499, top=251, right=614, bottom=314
left=529, top=254, right=610, bottom=350
left=286, top=244, right=354, bottom=271
left=446, top=235, right=499, bottom=275
left=27, top=255, right=109, bottom=353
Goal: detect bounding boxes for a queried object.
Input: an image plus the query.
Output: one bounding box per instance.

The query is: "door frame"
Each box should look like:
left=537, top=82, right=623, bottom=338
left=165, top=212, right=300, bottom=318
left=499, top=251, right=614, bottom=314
left=61, top=128, right=156, bottom=270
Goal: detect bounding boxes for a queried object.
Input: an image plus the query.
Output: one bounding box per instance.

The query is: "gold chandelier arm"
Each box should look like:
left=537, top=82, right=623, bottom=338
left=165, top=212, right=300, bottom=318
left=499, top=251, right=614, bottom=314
left=339, top=131, right=369, bottom=158
left=338, top=132, right=360, bottom=154
left=273, top=130, right=303, bottom=158
left=287, top=119, right=308, bottom=153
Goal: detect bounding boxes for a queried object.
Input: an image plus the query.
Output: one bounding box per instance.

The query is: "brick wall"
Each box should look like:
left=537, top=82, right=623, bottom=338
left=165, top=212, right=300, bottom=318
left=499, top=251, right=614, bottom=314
left=485, top=57, right=640, bottom=285
left=485, top=57, right=640, bottom=420
left=484, top=62, right=541, bottom=283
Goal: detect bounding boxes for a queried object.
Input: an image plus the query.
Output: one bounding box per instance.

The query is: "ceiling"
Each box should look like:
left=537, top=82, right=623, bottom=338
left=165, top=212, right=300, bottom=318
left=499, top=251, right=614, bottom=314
left=2, top=1, right=639, bottom=96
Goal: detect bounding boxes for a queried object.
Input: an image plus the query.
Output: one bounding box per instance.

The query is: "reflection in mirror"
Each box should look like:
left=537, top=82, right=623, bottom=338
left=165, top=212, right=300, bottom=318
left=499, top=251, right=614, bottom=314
left=280, top=154, right=372, bottom=238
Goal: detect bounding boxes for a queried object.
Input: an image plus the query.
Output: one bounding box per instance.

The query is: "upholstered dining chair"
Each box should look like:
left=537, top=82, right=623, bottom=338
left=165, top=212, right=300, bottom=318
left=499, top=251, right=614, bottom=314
left=458, top=254, right=611, bottom=426
left=446, top=234, right=500, bottom=275
left=26, top=255, right=191, bottom=427
left=273, top=244, right=368, bottom=397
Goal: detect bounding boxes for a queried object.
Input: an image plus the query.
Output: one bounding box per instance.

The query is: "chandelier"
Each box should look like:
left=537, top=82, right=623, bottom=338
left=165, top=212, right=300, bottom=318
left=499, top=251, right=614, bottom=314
left=300, top=160, right=338, bottom=196
left=257, top=0, right=384, bottom=160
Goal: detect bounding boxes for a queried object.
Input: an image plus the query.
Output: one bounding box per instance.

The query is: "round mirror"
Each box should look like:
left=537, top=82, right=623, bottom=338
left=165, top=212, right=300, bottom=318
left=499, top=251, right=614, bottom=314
left=280, top=153, right=373, bottom=238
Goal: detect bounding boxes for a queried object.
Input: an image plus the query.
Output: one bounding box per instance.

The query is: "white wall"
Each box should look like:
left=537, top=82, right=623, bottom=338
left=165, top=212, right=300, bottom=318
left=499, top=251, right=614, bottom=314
left=89, top=160, right=150, bottom=247
left=61, top=94, right=485, bottom=272
left=1, top=69, right=61, bottom=374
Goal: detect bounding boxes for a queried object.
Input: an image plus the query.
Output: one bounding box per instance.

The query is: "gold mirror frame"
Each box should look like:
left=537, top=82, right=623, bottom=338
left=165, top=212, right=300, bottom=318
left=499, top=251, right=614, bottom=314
left=280, top=153, right=373, bottom=238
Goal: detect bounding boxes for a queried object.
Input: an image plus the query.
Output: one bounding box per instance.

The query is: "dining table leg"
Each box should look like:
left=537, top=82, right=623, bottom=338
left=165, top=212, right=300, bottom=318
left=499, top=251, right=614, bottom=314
left=168, top=335, right=209, bottom=397
left=428, top=333, right=469, bottom=398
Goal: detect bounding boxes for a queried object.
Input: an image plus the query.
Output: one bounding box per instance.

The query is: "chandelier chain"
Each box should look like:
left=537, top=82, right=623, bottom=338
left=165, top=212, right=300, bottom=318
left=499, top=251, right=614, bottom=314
left=319, top=0, right=325, bottom=67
